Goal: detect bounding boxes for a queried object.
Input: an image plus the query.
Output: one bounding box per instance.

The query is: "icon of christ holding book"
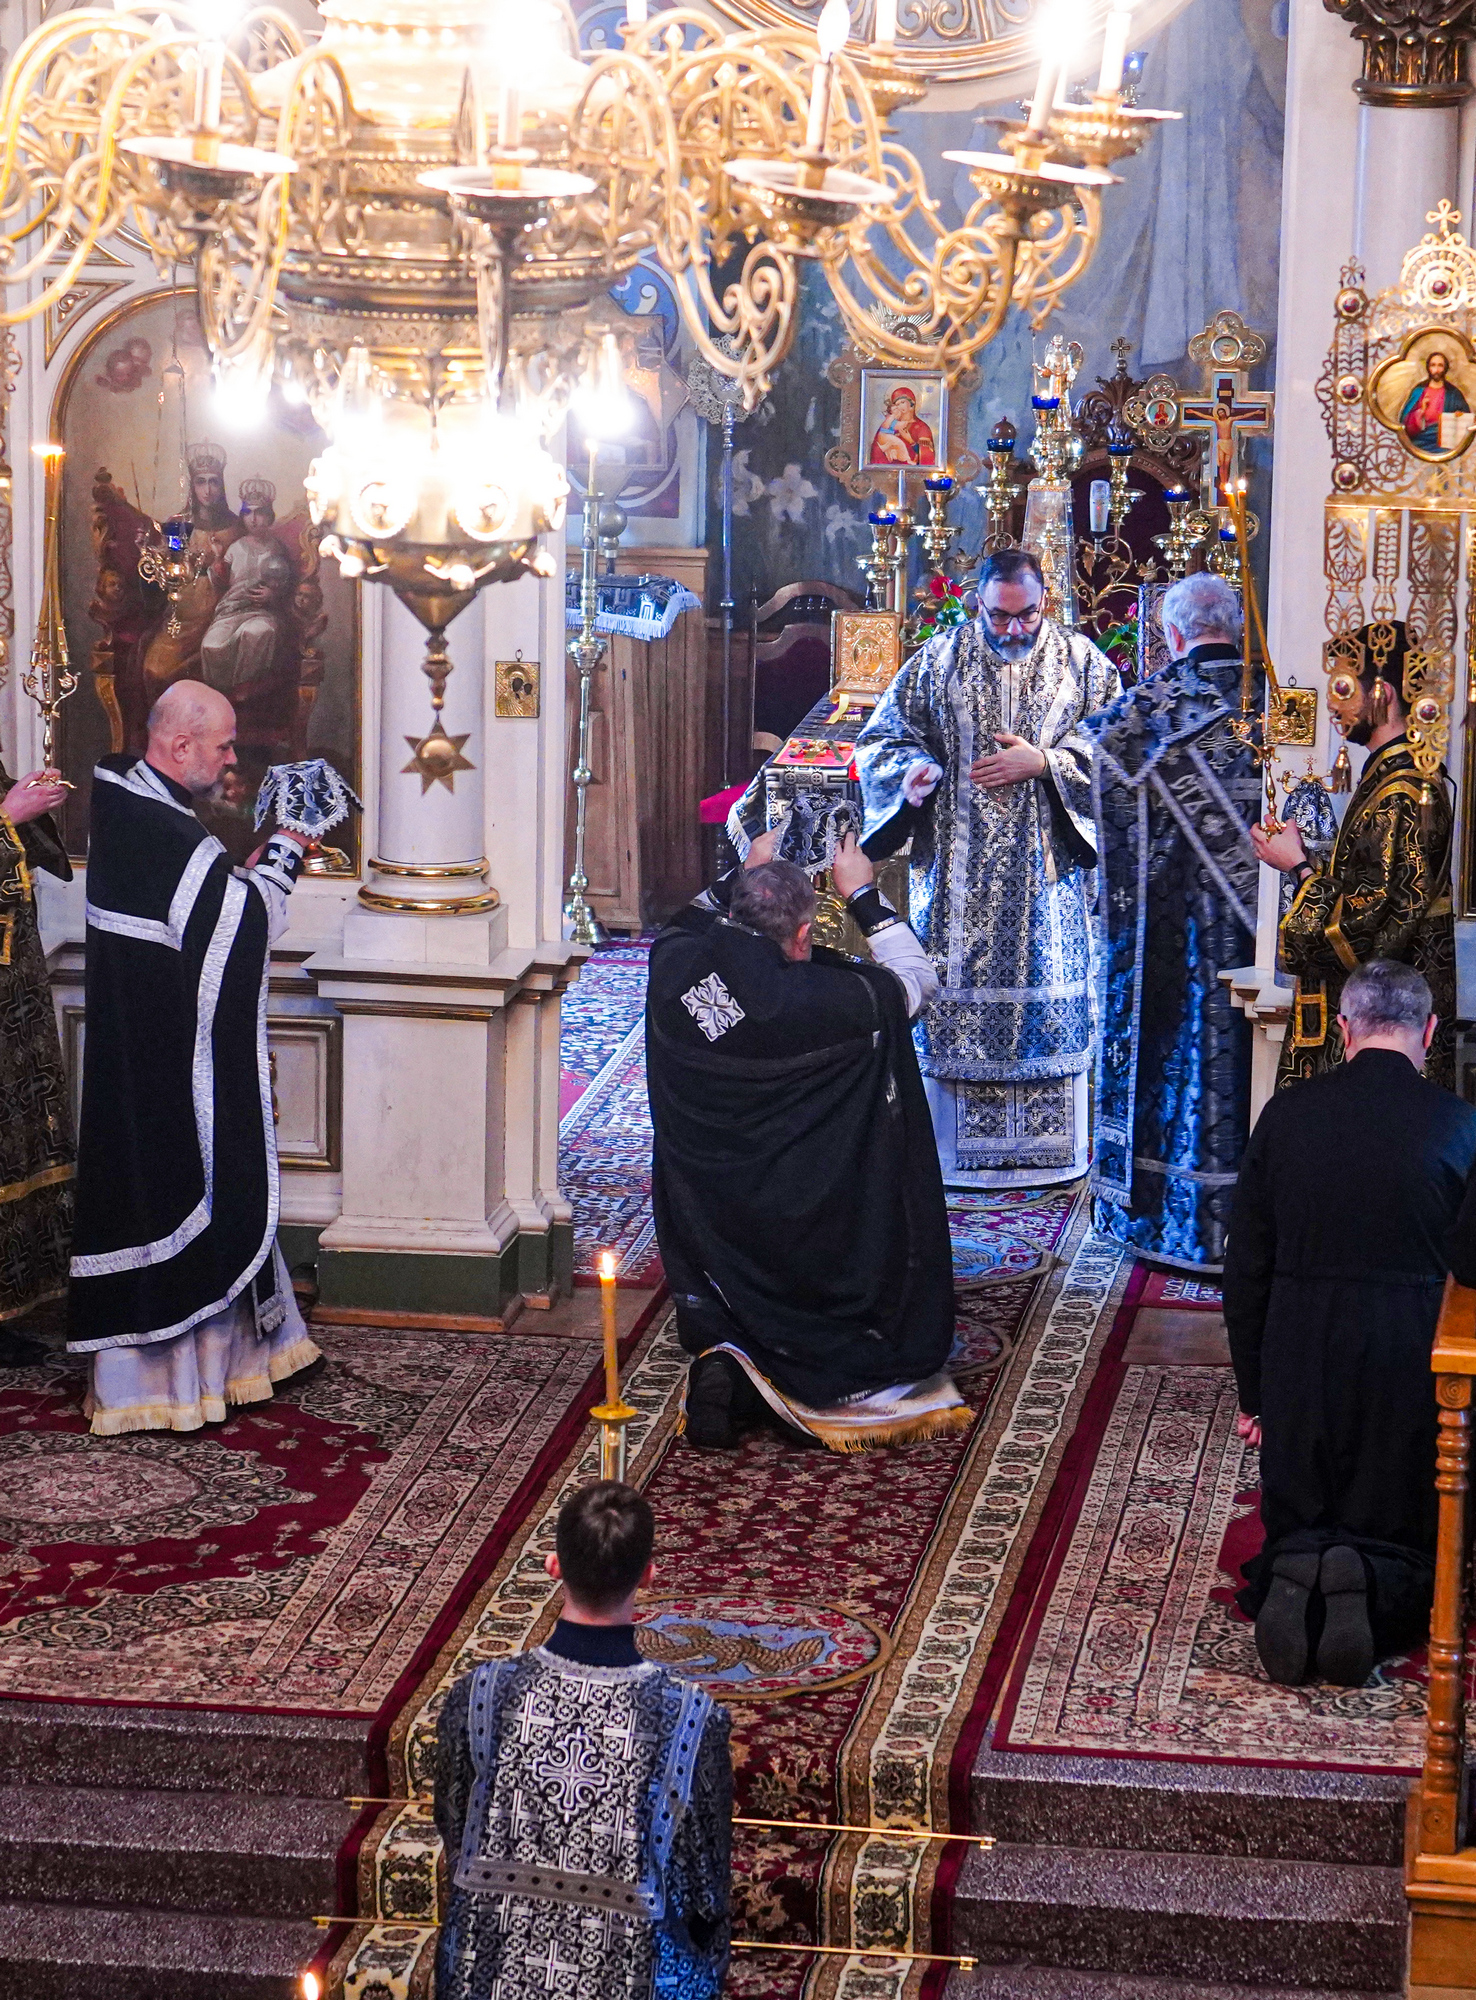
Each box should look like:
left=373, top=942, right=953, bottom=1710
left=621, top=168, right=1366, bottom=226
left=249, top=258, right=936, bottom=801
left=1399, top=350, right=1471, bottom=452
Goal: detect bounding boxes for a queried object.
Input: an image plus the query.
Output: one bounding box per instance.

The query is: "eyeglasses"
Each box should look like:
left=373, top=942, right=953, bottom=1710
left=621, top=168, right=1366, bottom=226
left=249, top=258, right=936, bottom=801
left=983, top=603, right=1043, bottom=633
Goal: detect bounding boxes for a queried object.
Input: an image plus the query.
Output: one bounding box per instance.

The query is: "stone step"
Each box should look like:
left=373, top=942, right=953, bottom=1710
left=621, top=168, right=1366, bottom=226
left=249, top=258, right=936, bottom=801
left=0, top=1787, right=355, bottom=1917
left=945, top=1969, right=1402, bottom=2000
left=0, top=1703, right=369, bottom=1799
left=950, top=1842, right=1408, bottom=1991
left=971, top=1742, right=1410, bottom=1866
left=0, top=1901, right=320, bottom=2000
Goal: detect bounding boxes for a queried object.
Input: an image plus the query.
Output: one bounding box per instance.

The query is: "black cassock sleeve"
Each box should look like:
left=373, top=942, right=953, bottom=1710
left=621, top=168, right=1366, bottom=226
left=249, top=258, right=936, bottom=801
left=1448, top=1168, right=1476, bottom=1288
left=1223, top=1111, right=1278, bottom=1417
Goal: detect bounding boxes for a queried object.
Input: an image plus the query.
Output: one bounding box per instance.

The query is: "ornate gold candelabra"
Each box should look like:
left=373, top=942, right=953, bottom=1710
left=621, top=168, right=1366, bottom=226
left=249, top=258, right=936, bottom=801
left=861, top=509, right=899, bottom=607
left=564, top=441, right=608, bottom=950
left=22, top=444, right=77, bottom=772
left=919, top=474, right=956, bottom=576
left=979, top=419, right=1020, bottom=554
left=1151, top=487, right=1216, bottom=580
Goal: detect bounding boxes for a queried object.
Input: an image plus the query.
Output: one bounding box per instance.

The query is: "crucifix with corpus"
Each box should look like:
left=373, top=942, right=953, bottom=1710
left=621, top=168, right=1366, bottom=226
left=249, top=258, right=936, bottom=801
left=1176, top=309, right=1274, bottom=509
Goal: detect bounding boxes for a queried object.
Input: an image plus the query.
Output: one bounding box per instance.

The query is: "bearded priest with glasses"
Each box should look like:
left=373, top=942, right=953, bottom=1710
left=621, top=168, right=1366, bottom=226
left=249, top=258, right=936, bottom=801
left=855, top=548, right=1120, bottom=1188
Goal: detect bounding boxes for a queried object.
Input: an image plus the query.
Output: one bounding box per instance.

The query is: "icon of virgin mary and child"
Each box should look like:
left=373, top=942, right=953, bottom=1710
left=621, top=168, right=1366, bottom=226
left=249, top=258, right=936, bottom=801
left=1399, top=350, right=1472, bottom=453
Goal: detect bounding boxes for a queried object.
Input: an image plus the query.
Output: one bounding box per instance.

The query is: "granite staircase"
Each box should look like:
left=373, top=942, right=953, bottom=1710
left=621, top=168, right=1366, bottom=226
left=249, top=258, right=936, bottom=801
left=0, top=1700, right=362, bottom=1999
left=945, top=1734, right=1412, bottom=2000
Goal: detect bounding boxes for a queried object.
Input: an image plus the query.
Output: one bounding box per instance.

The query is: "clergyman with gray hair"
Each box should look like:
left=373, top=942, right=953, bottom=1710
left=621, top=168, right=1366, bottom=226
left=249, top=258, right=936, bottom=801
left=1223, top=958, right=1476, bottom=1688
left=645, top=829, right=967, bottom=1455
left=1083, top=568, right=1262, bottom=1271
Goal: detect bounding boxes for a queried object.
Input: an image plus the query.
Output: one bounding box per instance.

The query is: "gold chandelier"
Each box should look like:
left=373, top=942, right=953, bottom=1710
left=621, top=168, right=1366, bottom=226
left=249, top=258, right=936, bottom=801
left=0, top=0, right=1172, bottom=661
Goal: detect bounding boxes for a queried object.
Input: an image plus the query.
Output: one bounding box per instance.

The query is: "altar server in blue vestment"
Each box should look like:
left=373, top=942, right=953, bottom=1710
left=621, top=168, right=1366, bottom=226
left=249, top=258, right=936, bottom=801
left=1085, top=573, right=1262, bottom=1270
left=435, top=1481, right=732, bottom=2000
left=854, top=549, right=1120, bottom=1187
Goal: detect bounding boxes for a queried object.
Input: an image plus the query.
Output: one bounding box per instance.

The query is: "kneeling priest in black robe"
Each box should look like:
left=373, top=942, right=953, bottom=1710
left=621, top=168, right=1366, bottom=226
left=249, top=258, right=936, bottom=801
left=1223, top=958, right=1476, bottom=1688
left=648, top=834, right=966, bottom=1453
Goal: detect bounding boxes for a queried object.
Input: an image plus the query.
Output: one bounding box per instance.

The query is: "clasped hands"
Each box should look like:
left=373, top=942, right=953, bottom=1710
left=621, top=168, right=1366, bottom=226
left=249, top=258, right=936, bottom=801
left=903, top=735, right=1047, bottom=807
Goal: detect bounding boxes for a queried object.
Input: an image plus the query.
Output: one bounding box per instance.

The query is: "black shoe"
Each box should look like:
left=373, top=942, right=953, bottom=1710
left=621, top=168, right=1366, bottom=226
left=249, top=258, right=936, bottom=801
left=1255, top=1551, right=1320, bottom=1685
left=685, top=1353, right=754, bottom=1451
left=1316, top=1544, right=1375, bottom=1686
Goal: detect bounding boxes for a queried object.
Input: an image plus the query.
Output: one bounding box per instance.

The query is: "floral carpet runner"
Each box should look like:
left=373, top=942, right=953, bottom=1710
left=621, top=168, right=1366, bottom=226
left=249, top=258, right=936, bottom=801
left=994, top=1281, right=1430, bottom=1773
left=328, top=1198, right=1134, bottom=2000
left=0, top=1325, right=613, bottom=1711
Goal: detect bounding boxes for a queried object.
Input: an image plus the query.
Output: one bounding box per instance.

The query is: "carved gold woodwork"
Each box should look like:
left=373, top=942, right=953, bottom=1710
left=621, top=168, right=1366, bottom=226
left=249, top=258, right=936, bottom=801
left=1323, top=0, right=1476, bottom=106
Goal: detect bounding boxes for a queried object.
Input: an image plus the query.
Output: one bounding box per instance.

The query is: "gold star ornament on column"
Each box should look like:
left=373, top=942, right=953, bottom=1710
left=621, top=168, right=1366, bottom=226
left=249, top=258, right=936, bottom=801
left=402, top=723, right=475, bottom=794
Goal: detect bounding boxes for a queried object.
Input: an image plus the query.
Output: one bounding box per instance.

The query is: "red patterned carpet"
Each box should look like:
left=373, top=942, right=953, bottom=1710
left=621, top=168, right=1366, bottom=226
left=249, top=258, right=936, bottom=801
left=327, top=1195, right=1139, bottom=2000
left=993, top=1273, right=1432, bottom=1773
left=0, top=1325, right=618, bottom=1714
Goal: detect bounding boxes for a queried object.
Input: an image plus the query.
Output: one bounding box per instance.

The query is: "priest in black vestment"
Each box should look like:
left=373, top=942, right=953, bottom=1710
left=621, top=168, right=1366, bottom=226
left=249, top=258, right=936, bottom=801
left=647, top=834, right=966, bottom=1452
left=67, top=681, right=321, bottom=1433
left=1223, top=959, right=1476, bottom=1686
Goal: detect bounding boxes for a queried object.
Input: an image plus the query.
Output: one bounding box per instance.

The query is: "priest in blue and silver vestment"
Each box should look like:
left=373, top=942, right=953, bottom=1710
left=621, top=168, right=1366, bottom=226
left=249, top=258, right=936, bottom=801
left=855, top=548, right=1120, bottom=1188
left=1084, top=572, right=1262, bottom=1270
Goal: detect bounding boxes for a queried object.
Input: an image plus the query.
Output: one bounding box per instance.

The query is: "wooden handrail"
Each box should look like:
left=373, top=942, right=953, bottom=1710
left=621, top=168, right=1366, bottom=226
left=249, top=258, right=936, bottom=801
left=1418, top=1275, right=1476, bottom=1859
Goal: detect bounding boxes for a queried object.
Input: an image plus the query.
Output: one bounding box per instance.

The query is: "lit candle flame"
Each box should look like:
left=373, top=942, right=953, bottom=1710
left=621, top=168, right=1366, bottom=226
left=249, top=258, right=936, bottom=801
left=599, top=1250, right=617, bottom=1281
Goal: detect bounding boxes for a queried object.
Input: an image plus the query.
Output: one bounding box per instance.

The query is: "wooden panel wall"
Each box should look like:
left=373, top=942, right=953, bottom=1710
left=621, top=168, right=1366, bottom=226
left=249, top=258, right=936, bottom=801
left=563, top=545, right=710, bottom=932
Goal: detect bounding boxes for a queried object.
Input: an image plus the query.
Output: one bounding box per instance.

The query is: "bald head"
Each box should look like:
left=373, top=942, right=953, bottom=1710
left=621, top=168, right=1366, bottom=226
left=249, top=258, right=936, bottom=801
left=146, top=679, right=237, bottom=799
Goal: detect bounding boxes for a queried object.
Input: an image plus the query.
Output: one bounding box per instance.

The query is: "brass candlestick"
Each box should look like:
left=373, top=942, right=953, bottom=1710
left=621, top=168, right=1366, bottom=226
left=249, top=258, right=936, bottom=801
left=860, top=509, right=897, bottom=607
left=23, top=443, right=77, bottom=771
left=919, top=473, right=956, bottom=576
left=888, top=473, right=914, bottom=619
left=590, top=1248, right=636, bottom=1480
left=980, top=418, right=1019, bottom=552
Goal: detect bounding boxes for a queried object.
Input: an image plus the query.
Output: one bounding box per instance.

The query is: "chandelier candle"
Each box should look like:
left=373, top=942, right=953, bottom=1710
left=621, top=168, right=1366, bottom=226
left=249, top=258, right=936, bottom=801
left=804, top=0, right=852, bottom=153
left=1097, top=7, right=1133, bottom=94
left=873, top=0, right=898, bottom=48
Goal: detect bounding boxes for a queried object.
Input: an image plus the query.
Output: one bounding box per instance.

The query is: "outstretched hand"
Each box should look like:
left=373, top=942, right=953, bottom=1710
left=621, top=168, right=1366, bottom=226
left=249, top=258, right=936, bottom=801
left=970, top=732, right=1047, bottom=789
left=4, top=769, right=70, bottom=825
left=743, top=828, right=780, bottom=869
left=1236, top=1411, right=1262, bottom=1450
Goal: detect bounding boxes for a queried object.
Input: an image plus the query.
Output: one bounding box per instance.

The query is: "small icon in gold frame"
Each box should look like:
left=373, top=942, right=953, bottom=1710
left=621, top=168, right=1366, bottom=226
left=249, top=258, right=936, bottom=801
left=495, top=652, right=540, bottom=718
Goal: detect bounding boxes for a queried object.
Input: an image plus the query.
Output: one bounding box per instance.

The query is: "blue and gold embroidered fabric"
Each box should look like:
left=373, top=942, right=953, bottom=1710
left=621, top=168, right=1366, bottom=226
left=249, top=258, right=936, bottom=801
left=1085, top=645, right=1261, bottom=1271
left=854, top=617, right=1120, bottom=1085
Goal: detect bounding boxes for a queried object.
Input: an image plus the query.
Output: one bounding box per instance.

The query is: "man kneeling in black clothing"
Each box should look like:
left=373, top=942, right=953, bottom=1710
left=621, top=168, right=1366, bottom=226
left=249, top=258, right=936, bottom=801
left=1224, top=958, right=1476, bottom=1686
left=647, top=832, right=968, bottom=1454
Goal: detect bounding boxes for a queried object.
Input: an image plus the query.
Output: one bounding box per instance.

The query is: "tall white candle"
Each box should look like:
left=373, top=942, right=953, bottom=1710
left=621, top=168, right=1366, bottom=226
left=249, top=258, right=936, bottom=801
left=498, top=81, right=521, bottom=149
left=626, top=0, right=648, bottom=26
left=1096, top=7, right=1132, bottom=94
left=873, top=0, right=897, bottom=46
left=806, top=0, right=851, bottom=151
left=1026, top=52, right=1059, bottom=131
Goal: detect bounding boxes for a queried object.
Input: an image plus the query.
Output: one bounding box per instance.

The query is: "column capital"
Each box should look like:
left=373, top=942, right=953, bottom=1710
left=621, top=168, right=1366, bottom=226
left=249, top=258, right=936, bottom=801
left=1324, top=0, right=1476, bottom=107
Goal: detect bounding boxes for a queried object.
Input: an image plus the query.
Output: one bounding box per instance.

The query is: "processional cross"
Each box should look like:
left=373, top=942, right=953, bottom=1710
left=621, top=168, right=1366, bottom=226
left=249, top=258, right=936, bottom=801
left=1179, top=371, right=1274, bottom=506
left=1177, top=310, right=1274, bottom=509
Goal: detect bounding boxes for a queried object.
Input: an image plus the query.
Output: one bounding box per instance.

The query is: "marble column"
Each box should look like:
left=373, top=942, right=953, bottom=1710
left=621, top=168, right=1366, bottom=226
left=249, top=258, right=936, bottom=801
left=359, top=592, right=496, bottom=913
left=308, top=552, right=583, bottom=1322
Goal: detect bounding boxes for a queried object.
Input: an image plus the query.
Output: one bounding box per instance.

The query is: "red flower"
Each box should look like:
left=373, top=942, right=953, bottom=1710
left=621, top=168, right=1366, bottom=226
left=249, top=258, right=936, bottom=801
left=929, top=574, right=947, bottom=600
